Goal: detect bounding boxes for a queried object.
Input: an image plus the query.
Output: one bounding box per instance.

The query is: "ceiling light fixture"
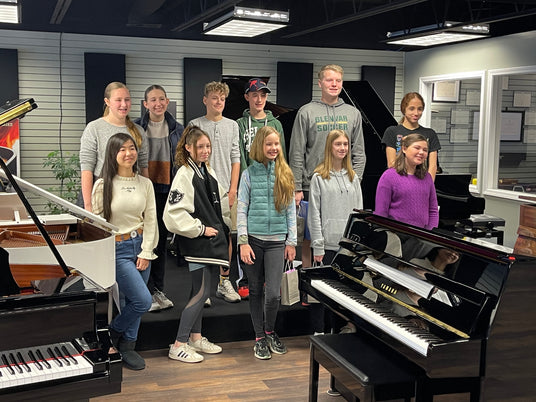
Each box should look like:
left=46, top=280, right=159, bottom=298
left=0, top=0, right=20, bottom=24
left=203, top=6, right=289, bottom=38
left=386, top=21, right=490, bottom=47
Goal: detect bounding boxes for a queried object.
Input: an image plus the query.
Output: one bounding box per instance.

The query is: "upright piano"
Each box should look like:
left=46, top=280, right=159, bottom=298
left=300, top=210, right=536, bottom=400
left=0, top=99, right=121, bottom=400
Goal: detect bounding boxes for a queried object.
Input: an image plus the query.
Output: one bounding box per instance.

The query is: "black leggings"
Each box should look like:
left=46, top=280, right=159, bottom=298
left=175, top=266, right=212, bottom=343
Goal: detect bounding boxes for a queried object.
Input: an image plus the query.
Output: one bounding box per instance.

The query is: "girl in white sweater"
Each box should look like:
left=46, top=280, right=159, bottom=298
left=92, top=132, right=158, bottom=370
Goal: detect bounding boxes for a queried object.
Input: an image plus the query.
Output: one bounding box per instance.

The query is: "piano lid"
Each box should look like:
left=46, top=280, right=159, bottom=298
left=0, top=171, right=117, bottom=233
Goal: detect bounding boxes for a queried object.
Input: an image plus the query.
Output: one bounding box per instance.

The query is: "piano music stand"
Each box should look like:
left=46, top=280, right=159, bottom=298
left=454, top=214, right=505, bottom=245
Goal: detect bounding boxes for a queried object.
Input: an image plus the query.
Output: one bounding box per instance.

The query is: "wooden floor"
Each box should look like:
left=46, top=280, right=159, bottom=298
left=91, top=336, right=338, bottom=402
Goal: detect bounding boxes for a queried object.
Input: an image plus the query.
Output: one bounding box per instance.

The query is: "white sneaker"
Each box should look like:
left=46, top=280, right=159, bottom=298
left=216, top=278, right=241, bottom=303
left=188, top=337, right=222, bottom=354
left=148, top=294, right=162, bottom=312
left=204, top=297, right=211, bottom=307
left=153, top=290, right=174, bottom=309
left=168, top=343, right=204, bottom=363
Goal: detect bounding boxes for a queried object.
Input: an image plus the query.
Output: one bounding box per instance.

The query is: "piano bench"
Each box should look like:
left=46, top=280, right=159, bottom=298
left=309, top=333, right=421, bottom=402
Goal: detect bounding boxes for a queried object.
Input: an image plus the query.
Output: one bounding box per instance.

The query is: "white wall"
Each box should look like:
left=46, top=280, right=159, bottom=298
left=404, top=31, right=536, bottom=247
left=0, top=29, right=404, bottom=211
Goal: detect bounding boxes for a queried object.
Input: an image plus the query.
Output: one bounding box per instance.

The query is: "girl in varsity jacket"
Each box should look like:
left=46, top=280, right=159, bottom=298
left=163, top=125, right=230, bottom=364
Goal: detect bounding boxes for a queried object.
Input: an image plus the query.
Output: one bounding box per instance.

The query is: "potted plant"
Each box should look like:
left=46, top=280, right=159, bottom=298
left=42, top=150, right=80, bottom=213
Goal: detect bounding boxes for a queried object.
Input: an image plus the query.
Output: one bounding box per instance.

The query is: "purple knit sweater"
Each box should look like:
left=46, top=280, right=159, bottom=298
left=374, top=168, right=439, bottom=230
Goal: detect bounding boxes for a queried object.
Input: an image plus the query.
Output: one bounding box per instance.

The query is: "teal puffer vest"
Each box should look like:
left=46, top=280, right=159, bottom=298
left=247, top=160, right=288, bottom=235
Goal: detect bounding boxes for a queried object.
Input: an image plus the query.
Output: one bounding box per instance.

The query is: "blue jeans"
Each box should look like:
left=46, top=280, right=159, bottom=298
left=241, top=236, right=285, bottom=339
left=111, top=235, right=152, bottom=341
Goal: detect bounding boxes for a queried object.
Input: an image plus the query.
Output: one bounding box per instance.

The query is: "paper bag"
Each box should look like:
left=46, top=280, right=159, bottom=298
left=281, top=260, right=300, bottom=306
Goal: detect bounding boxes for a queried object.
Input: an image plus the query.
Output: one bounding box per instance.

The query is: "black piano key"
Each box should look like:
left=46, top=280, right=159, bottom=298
left=28, top=350, right=43, bottom=370
left=54, top=346, right=70, bottom=366
left=61, top=344, right=78, bottom=365
left=16, top=351, right=31, bottom=372
left=36, top=348, right=52, bottom=369
left=47, top=347, right=63, bottom=367
left=1, top=354, right=15, bottom=375
left=9, top=353, right=23, bottom=374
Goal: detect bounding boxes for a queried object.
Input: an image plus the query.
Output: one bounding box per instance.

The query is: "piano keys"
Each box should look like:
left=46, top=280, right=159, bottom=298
left=300, top=210, right=536, bottom=399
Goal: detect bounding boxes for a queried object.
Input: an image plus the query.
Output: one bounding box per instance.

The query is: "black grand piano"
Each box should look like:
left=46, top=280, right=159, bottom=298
left=0, top=99, right=121, bottom=400
left=301, top=210, right=536, bottom=400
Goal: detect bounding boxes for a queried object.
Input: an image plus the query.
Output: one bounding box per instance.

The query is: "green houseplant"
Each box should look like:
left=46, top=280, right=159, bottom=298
left=42, top=150, right=81, bottom=213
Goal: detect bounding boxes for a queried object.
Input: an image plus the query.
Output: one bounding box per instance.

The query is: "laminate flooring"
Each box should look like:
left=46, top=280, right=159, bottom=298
left=90, top=335, right=475, bottom=402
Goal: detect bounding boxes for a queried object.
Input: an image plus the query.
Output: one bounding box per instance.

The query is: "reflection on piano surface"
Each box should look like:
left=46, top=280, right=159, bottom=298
left=0, top=100, right=121, bottom=399
left=300, top=210, right=536, bottom=400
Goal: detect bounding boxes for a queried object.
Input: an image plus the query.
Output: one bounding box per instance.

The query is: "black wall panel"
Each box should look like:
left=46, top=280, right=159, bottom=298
left=84, top=53, right=126, bottom=124
left=0, top=49, right=19, bottom=104
left=276, top=62, right=313, bottom=109
left=183, top=58, right=222, bottom=124
left=361, top=65, right=396, bottom=114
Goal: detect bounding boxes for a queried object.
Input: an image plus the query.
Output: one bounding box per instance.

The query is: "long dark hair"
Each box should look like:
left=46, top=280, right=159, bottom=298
left=100, top=133, right=139, bottom=220
left=393, top=133, right=428, bottom=179
left=175, top=125, right=211, bottom=167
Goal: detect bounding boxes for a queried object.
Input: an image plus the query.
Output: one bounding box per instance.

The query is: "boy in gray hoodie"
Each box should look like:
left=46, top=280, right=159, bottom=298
left=289, top=64, right=366, bottom=267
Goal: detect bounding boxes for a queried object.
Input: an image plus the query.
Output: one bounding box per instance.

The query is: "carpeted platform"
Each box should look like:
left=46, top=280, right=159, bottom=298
left=137, top=250, right=312, bottom=351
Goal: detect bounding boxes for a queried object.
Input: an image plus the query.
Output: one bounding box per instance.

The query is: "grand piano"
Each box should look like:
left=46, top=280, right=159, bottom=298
left=300, top=210, right=536, bottom=400
left=0, top=99, right=121, bottom=400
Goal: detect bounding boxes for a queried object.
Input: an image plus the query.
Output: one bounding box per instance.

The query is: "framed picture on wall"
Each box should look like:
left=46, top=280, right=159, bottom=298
left=432, top=80, right=460, bottom=103
left=472, top=111, right=524, bottom=141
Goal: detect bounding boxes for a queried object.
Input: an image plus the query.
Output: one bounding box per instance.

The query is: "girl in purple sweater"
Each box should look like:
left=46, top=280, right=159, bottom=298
left=374, top=134, right=438, bottom=230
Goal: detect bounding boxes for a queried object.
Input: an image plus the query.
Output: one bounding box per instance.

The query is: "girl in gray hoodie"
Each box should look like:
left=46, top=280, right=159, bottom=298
left=308, top=129, right=364, bottom=262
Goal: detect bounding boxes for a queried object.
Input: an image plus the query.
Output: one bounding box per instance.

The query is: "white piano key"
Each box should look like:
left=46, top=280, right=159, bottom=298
left=311, top=279, right=441, bottom=356
left=0, top=342, right=94, bottom=390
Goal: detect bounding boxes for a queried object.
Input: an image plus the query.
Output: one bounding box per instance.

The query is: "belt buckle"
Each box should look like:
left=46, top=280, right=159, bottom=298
left=130, top=230, right=138, bottom=239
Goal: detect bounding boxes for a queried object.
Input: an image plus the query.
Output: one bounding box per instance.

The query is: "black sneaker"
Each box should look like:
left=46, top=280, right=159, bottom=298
left=265, top=332, right=287, bottom=355
left=254, top=338, right=271, bottom=360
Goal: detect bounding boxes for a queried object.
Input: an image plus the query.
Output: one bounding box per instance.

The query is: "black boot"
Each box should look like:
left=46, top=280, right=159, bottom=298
left=117, top=339, right=145, bottom=370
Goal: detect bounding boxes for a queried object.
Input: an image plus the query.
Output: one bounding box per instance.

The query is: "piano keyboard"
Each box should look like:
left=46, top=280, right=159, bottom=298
left=0, top=342, right=93, bottom=390
left=311, top=279, right=443, bottom=356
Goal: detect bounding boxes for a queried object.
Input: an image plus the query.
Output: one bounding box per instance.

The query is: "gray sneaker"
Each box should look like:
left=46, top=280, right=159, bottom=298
left=216, top=278, right=241, bottom=303
left=148, top=294, right=162, bottom=312
left=153, top=290, right=174, bottom=310
left=265, top=332, right=287, bottom=354
left=254, top=338, right=271, bottom=360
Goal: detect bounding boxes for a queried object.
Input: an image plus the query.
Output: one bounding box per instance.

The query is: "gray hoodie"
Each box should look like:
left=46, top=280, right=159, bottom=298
left=307, top=169, right=363, bottom=256
left=289, top=99, right=365, bottom=191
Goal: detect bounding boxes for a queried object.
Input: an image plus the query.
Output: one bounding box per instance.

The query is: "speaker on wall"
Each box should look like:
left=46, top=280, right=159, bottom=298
left=0, top=49, right=19, bottom=104
left=276, top=62, right=313, bottom=109
left=361, top=65, right=396, bottom=114
left=84, top=53, right=126, bottom=124
left=183, top=58, right=222, bottom=124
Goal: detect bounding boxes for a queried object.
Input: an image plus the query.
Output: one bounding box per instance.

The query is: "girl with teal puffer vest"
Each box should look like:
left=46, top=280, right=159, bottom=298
left=237, top=126, right=297, bottom=360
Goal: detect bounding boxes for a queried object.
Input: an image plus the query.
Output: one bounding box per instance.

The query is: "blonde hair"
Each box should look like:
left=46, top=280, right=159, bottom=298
left=314, top=129, right=356, bottom=182
left=249, top=126, right=294, bottom=212
left=394, top=133, right=429, bottom=179
left=318, top=64, right=344, bottom=80
left=204, top=81, right=229, bottom=97
left=103, top=82, right=142, bottom=148
left=175, top=126, right=211, bottom=167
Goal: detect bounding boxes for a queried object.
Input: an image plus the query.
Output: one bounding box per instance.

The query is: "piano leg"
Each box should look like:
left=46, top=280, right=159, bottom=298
left=309, top=341, right=320, bottom=402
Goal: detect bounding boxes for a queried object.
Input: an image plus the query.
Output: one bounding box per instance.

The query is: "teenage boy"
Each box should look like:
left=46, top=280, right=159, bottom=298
left=189, top=81, right=241, bottom=304
left=289, top=64, right=366, bottom=268
left=235, top=78, right=287, bottom=298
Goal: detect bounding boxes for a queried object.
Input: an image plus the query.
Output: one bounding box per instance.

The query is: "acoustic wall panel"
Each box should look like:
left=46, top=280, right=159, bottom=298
left=276, top=62, right=313, bottom=109
left=183, top=58, right=222, bottom=124
left=84, top=53, right=126, bottom=124
left=0, top=48, right=19, bottom=104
